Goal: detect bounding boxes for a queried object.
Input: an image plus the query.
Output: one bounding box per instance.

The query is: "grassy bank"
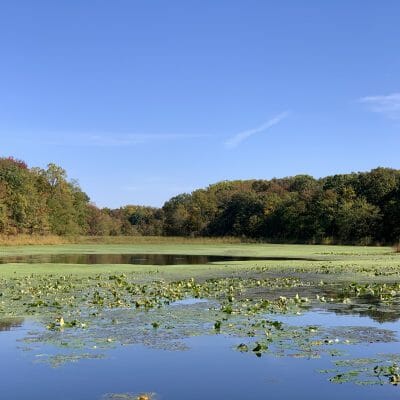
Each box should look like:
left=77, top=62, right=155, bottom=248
left=0, top=235, right=246, bottom=246
left=1, top=234, right=396, bottom=247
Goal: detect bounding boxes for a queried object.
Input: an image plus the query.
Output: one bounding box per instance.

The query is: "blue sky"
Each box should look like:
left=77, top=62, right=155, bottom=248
left=1, top=1, right=399, bottom=207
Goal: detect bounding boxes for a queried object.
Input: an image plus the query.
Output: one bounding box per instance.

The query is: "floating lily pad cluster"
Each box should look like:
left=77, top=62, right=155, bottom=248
left=1, top=250, right=400, bottom=388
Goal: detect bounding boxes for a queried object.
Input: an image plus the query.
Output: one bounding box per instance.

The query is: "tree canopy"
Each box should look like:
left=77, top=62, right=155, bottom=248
left=1, top=156, right=399, bottom=244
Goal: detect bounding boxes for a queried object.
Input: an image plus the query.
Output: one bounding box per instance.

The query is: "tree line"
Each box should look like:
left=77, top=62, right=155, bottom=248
left=1, top=157, right=399, bottom=244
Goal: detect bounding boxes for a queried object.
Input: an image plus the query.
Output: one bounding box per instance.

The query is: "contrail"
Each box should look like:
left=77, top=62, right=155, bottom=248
left=224, top=111, right=290, bottom=149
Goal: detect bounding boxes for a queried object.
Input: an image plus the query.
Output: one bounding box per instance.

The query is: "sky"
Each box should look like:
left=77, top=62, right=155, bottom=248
left=1, top=1, right=400, bottom=208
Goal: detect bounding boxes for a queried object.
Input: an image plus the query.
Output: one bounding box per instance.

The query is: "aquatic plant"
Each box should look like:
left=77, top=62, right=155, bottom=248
left=1, top=243, right=400, bottom=389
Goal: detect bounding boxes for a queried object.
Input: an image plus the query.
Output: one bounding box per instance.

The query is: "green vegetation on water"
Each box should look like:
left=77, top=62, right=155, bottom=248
left=1, top=243, right=400, bottom=389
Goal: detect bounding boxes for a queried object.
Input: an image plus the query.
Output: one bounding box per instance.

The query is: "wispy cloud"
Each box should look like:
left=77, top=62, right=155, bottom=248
left=224, top=111, right=290, bottom=149
left=359, top=93, right=400, bottom=119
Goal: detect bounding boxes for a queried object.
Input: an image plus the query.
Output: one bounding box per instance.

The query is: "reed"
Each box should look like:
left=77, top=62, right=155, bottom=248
left=0, top=235, right=245, bottom=246
left=0, top=234, right=71, bottom=246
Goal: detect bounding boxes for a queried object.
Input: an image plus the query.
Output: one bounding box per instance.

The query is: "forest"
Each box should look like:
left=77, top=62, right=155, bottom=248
left=1, top=156, right=399, bottom=244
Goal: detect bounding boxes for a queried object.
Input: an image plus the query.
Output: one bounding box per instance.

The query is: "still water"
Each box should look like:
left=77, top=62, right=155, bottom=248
left=0, top=253, right=315, bottom=265
left=1, top=310, right=400, bottom=400
left=1, top=252, right=399, bottom=399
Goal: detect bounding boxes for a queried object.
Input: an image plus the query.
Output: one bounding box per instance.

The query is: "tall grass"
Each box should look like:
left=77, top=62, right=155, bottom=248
left=0, top=234, right=71, bottom=246
left=0, top=235, right=245, bottom=246
left=1, top=234, right=396, bottom=247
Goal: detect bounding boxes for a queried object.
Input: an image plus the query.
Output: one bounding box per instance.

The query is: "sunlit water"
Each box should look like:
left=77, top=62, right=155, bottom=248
left=1, top=252, right=399, bottom=399
left=1, top=310, right=400, bottom=400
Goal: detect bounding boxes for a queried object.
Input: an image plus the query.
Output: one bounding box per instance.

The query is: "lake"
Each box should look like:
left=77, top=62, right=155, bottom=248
left=0, top=245, right=399, bottom=399
left=2, top=309, right=400, bottom=399
left=0, top=253, right=316, bottom=265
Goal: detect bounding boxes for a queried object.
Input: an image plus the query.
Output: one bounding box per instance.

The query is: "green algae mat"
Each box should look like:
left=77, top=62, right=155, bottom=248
left=0, top=243, right=400, bottom=399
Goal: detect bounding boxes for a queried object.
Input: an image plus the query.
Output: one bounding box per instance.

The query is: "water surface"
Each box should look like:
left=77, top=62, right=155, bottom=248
left=0, top=253, right=316, bottom=265
left=1, top=311, right=400, bottom=400
left=1, top=250, right=399, bottom=399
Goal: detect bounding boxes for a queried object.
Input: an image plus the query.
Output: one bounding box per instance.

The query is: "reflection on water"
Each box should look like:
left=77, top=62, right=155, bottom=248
left=1, top=251, right=400, bottom=398
left=1, top=312, right=400, bottom=400
left=0, top=318, right=24, bottom=332
left=324, top=300, right=400, bottom=323
left=243, top=283, right=400, bottom=323
left=0, top=253, right=316, bottom=265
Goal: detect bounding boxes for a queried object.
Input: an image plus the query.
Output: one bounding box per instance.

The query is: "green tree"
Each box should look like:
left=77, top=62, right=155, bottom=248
left=335, top=198, right=381, bottom=244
